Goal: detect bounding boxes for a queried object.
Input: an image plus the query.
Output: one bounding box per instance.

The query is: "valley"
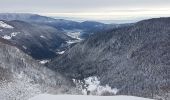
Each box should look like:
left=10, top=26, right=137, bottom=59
left=0, top=13, right=169, bottom=100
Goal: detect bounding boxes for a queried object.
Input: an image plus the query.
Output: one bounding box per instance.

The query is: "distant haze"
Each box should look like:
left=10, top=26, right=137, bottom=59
left=52, top=16, right=146, bottom=24
left=1, top=0, right=170, bottom=23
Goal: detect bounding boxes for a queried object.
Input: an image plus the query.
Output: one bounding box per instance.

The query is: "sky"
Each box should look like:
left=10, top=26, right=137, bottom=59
left=1, top=0, right=170, bottom=23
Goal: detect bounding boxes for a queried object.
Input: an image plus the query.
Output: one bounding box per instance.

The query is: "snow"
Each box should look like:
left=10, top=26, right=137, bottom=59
left=0, top=72, right=42, bottom=100
left=66, top=40, right=81, bottom=44
left=73, top=76, right=118, bottom=95
left=84, top=77, right=100, bottom=91
left=2, top=35, right=11, bottom=40
left=0, top=21, right=14, bottom=29
left=2, top=32, right=20, bottom=40
left=29, top=94, right=154, bottom=100
left=40, top=35, right=46, bottom=39
left=22, top=46, right=27, bottom=50
left=39, top=60, right=49, bottom=64
left=11, top=32, right=20, bottom=37
left=64, top=29, right=83, bottom=40
left=56, top=51, right=65, bottom=55
left=64, top=29, right=83, bottom=45
left=84, top=77, right=118, bottom=95
left=66, top=31, right=82, bottom=40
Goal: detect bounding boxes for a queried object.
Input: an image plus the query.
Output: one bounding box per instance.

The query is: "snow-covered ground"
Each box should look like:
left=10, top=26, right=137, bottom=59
left=73, top=76, right=118, bottom=95
left=56, top=51, right=65, bottom=55
left=29, top=94, right=154, bottom=100
left=2, top=32, right=20, bottom=40
left=63, top=29, right=84, bottom=45
left=66, top=40, right=82, bottom=44
left=66, top=31, right=82, bottom=40
left=39, top=60, right=50, bottom=64
left=64, top=29, right=83, bottom=40
left=0, top=21, right=14, bottom=29
left=40, top=35, right=46, bottom=39
left=2, top=35, right=11, bottom=40
left=22, top=45, right=27, bottom=50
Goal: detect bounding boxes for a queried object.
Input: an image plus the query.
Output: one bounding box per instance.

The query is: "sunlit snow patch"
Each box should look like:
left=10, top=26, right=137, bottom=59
left=0, top=21, right=14, bottom=29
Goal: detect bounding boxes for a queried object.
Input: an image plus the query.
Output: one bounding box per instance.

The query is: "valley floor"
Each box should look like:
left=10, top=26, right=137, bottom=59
left=29, top=94, right=154, bottom=100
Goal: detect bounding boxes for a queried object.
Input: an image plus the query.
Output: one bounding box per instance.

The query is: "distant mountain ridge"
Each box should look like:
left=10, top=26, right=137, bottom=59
left=0, top=13, right=126, bottom=59
left=0, top=13, right=123, bottom=38
left=0, top=13, right=106, bottom=28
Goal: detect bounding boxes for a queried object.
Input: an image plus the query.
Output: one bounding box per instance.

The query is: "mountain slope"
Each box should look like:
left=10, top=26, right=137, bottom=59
left=0, top=13, right=112, bottom=29
left=0, top=13, right=123, bottom=39
left=0, top=13, right=63, bottom=23
left=0, top=14, right=128, bottom=60
left=0, top=20, right=73, bottom=59
left=48, top=17, right=170, bottom=99
left=0, top=38, right=79, bottom=100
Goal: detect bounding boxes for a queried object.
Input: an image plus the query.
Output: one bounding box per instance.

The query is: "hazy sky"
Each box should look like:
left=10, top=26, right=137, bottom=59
left=1, top=0, right=170, bottom=21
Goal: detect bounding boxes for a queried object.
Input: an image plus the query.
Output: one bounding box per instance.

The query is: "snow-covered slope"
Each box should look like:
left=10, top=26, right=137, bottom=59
left=0, top=20, right=73, bottom=59
left=49, top=18, right=170, bottom=99
left=0, top=21, right=14, bottom=29
left=29, top=94, right=154, bottom=100
left=0, top=38, right=79, bottom=100
left=0, top=14, right=126, bottom=60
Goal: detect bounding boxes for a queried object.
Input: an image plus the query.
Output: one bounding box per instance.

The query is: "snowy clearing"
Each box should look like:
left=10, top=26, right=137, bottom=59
left=64, top=29, right=83, bottom=40
left=56, top=51, right=65, bottom=55
left=2, top=35, right=11, bottom=40
left=2, top=32, right=20, bottom=40
left=66, top=40, right=82, bottom=44
left=11, top=32, right=20, bottom=37
left=0, top=21, right=14, bottom=29
left=39, top=60, right=50, bottom=64
left=40, top=35, right=46, bottom=39
left=66, top=31, right=82, bottom=40
left=29, top=94, right=154, bottom=100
